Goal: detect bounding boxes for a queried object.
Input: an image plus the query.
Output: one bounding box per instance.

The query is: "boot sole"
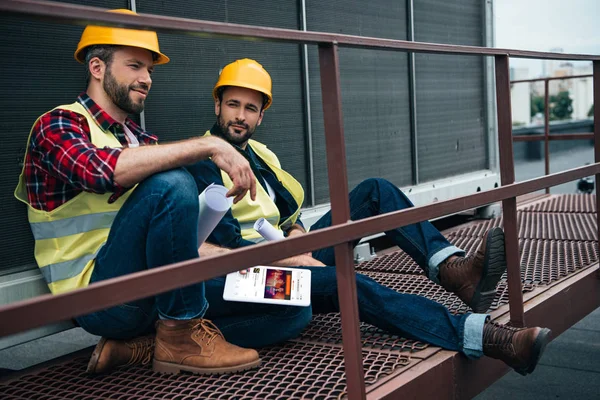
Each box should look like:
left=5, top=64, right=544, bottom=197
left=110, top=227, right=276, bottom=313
left=86, top=337, right=108, bottom=374
left=469, top=227, right=507, bottom=313
left=152, top=358, right=262, bottom=375
left=515, top=328, right=552, bottom=376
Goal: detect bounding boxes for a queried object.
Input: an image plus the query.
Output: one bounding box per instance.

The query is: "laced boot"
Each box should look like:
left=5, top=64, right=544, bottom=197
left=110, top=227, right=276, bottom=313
left=483, top=320, right=551, bottom=376
left=153, top=318, right=261, bottom=375
left=438, top=227, right=507, bottom=313
left=86, top=334, right=155, bottom=374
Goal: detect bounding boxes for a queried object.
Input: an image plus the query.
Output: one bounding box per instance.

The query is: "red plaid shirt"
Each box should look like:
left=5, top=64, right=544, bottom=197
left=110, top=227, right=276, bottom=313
left=23, top=93, right=158, bottom=211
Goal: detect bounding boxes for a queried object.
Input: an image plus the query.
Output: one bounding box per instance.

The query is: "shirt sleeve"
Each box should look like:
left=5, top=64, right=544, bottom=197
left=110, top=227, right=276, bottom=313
left=185, top=160, right=255, bottom=249
left=29, top=108, right=127, bottom=195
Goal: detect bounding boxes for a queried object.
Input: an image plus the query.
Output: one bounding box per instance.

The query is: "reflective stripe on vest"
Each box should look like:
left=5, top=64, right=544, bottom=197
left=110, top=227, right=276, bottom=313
left=39, top=246, right=103, bottom=283
left=30, top=211, right=118, bottom=240
left=14, top=101, right=133, bottom=294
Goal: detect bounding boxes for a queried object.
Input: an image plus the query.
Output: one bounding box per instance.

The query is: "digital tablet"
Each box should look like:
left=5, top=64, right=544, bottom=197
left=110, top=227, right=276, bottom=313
left=223, top=266, right=311, bottom=307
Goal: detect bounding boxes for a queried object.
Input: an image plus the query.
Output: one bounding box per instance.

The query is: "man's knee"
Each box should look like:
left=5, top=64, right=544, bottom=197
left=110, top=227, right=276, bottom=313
left=356, top=178, right=406, bottom=199
left=357, top=178, right=392, bottom=192
left=140, top=168, right=198, bottom=205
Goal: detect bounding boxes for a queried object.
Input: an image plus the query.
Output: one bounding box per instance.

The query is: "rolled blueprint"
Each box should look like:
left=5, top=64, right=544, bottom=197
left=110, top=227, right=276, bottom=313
left=197, top=184, right=233, bottom=247
left=254, top=217, right=285, bottom=241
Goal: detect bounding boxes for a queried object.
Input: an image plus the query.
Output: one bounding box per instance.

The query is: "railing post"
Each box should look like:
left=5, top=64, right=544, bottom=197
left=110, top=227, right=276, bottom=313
left=318, top=43, right=367, bottom=399
left=495, top=55, right=525, bottom=327
left=593, top=61, right=600, bottom=276
left=544, top=79, right=550, bottom=194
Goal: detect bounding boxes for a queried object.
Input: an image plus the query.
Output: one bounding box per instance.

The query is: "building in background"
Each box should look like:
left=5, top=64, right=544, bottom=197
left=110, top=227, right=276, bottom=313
left=510, top=67, right=531, bottom=125
left=571, top=64, right=594, bottom=119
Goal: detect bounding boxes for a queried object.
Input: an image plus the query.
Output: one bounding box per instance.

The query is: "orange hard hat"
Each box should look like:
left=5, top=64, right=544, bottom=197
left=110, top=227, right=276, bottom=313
left=213, top=59, right=272, bottom=110
left=74, top=9, right=169, bottom=65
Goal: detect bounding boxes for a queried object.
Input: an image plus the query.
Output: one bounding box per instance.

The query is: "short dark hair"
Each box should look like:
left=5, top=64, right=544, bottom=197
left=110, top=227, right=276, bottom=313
left=216, top=85, right=269, bottom=111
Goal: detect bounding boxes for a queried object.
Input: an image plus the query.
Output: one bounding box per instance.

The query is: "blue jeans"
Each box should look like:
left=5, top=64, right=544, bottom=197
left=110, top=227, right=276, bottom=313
left=77, top=174, right=484, bottom=358
left=311, top=178, right=464, bottom=284
left=76, top=169, right=307, bottom=346
left=205, top=267, right=486, bottom=358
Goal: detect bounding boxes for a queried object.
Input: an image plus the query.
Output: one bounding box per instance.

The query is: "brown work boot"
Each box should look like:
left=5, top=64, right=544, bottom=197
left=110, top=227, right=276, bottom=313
left=153, top=318, right=261, bottom=375
left=483, top=320, right=552, bottom=375
left=86, top=334, right=155, bottom=374
left=439, top=227, right=507, bottom=313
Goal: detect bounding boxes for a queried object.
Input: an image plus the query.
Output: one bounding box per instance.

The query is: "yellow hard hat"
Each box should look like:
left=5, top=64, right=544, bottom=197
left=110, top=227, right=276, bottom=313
left=74, top=9, right=169, bottom=65
left=213, top=59, right=273, bottom=110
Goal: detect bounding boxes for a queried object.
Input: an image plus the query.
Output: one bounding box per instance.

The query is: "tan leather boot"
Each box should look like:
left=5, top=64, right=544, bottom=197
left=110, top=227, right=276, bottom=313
left=439, top=227, right=507, bottom=313
left=483, top=321, right=552, bottom=375
left=86, top=334, right=155, bottom=374
left=153, top=318, right=261, bottom=375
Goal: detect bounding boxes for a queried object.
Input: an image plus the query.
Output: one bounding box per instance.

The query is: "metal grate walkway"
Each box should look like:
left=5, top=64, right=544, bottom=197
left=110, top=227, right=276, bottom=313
left=1, top=194, right=598, bottom=399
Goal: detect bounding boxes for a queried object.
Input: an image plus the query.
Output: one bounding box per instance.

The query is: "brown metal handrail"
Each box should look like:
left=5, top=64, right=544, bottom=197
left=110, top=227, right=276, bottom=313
left=0, top=1, right=599, bottom=399
left=511, top=74, right=595, bottom=194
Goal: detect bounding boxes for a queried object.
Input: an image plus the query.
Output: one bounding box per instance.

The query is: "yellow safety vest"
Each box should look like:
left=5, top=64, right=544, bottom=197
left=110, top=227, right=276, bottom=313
left=203, top=131, right=304, bottom=242
left=15, top=102, right=134, bottom=294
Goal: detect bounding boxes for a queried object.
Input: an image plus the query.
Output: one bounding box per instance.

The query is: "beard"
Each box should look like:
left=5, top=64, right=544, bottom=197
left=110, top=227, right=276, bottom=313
left=214, top=113, right=258, bottom=147
left=103, top=67, right=147, bottom=115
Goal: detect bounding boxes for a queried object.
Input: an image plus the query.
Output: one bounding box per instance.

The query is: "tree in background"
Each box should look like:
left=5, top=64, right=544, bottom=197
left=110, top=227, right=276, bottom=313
left=530, top=91, right=573, bottom=121
left=551, top=91, right=573, bottom=120
left=588, top=104, right=594, bottom=118
left=531, top=95, right=545, bottom=118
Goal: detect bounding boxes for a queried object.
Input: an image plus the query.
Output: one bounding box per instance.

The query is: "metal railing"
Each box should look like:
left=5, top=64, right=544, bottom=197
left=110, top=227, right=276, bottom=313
left=0, top=1, right=599, bottom=398
left=511, top=74, right=595, bottom=194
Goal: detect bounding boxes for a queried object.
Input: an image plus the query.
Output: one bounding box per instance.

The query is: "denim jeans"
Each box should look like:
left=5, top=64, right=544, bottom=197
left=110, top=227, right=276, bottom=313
left=77, top=174, right=485, bottom=358
left=76, top=169, right=206, bottom=339
left=204, top=267, right=485, bottom=358
left=311, top=178, right=464, bottom=284
left=76, top=169, right=310, bottom=346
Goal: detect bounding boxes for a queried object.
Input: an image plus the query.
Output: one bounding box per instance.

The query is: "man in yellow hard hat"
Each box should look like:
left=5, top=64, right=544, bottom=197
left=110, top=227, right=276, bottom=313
left=185, top=58, right=553, bottom=376
left=15, top=11, right=262, bottom=376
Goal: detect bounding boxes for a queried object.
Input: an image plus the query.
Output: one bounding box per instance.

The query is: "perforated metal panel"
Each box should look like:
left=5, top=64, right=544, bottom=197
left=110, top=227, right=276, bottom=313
left=0, top=342, right=412, bottom=400
left=356, top=235, right=484, bottom=275
left=297, top=312, right=430, bottom=353
left=0, top=0, right=128, bottom=272
left=447, top=212, right=598, bottom=241
left=517, top=239, right=598, bottom=284
left=521, top=194, right=597, bottom=213
left=413, top=0, right=487, bottom=182
left=357, top=235, right=599, bottom=286
left=1, top=196, right=597, bottom=399
left=305, top=0, right=411, bottom=204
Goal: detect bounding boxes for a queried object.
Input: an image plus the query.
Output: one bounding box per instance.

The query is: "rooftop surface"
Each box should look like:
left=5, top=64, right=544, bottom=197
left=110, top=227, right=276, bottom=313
left=1, top=193, right=598, bottom=399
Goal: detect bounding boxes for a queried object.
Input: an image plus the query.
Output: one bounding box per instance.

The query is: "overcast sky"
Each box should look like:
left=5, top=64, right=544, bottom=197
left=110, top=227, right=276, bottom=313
left=494, top=0, right=599, bottom=77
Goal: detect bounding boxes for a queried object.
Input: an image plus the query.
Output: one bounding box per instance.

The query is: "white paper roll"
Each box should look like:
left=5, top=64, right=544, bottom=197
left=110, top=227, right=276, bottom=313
left=254, top=217, right=285, bottom=241
left=197, top=184, right=234, bottom=247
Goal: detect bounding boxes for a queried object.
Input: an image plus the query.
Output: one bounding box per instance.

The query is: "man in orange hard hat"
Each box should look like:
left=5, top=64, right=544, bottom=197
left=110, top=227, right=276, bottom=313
left=15, top=11, right=262, bottom=376
left=185, top=58, right=553, bottom=376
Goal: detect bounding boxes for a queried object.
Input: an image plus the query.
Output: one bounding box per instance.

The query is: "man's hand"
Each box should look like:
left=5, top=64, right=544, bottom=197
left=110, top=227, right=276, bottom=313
left=273, top=254, right=326, bottom=267
left=286, top=227, right=313, bottom=257
left=286, top=228, right=305, bottom=239
left=293, top=255, right=326, bottom=267
left=199, top=243, right=250, bottom=273
left=208, top=136, right=257, bottom=203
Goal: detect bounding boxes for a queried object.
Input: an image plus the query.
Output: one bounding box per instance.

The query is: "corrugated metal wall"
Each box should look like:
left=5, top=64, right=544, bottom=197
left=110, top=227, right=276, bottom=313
left=0, top=0, right=487, bottom=273
left=0, top=0, right=129, bottom=272
left=306, top=0, right=412, bottom=204
left=414, top=1, right=487, bottom=182
left=137, top=0, right=308, bottom=192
